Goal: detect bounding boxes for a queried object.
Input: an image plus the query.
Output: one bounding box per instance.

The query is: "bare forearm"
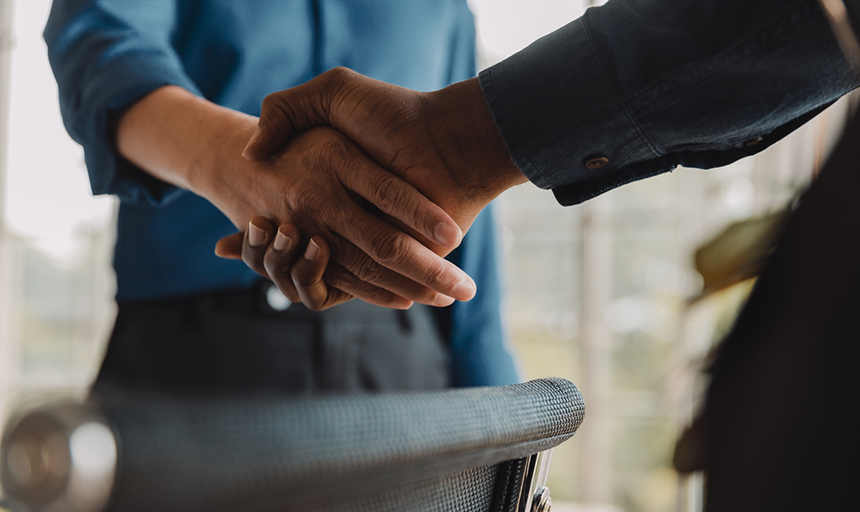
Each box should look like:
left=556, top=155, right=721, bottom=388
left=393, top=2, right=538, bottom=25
left=116, top=85, right=257, bottom=202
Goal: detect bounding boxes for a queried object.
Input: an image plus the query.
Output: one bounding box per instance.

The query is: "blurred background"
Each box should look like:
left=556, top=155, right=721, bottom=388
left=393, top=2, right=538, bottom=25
left=0, top=1, right=854, bottom=511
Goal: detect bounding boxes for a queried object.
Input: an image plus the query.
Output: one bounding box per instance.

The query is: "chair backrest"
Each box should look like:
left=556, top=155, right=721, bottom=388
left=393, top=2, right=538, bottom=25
left=1, top=378, right=585, bottom=512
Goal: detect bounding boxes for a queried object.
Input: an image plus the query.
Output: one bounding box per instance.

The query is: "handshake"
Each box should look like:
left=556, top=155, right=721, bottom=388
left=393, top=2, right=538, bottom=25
left=206, top=69, right=529, bottom=310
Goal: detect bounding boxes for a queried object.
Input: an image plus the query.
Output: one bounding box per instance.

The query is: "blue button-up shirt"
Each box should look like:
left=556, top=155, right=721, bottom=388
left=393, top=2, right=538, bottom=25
left=44, top=0, right=519, bottom=386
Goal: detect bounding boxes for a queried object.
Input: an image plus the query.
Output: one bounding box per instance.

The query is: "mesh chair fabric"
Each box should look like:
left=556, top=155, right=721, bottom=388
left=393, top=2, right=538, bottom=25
left=94, top=378, right=583, bottom=512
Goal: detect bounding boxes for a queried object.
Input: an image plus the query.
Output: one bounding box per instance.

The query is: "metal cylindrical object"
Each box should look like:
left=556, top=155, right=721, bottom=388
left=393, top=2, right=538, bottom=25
left=1, top=404, right=116, bottom=512
left=532, top=486, right=552, bottom=512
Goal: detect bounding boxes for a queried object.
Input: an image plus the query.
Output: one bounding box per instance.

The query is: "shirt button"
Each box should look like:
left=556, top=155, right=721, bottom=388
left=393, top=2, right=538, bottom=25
left=745, top=137, right=763, bottom=147
left=266, top=284, right=292, bottom=311
left=584, top=155, right=610, bottom=170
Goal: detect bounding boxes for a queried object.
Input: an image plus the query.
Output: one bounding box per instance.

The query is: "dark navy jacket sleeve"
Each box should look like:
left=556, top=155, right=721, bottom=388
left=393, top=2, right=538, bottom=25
left=479, top=0, right=860, bottom=206
left=44, top=0, right=203, bottom=206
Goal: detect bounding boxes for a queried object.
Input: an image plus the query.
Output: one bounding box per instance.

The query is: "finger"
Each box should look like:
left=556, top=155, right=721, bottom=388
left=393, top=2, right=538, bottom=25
left=263, top=224, right=408, bottom=310
left=215, top=232, right=244, bottom=259
left=322, top=263, right=414, bottom=310
left=263, top=223, right=304, bottom=303
left=330, top=137, right=462, bottom=248
left=242, top=73, right=337, bottom=161
left=328, top=199, right=476, bottom=302
left=292, top=237, right=343, bottom=310
left=299, top=137, right=474, bottom=301
left=292, top=237, right=408, bottom=311
left=217, top=223, right=417, bottom=309
left=242, top=217, right=276, bottom=279
left=331, top=240, right=456, bottom=308
left=242, top=67, right=376, bottom=162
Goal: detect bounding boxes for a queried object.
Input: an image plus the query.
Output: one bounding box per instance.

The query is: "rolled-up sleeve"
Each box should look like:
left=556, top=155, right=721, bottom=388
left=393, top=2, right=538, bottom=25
left=44, top=0, right=202, bottom=206
left=480, top=0, right=860, bottom=206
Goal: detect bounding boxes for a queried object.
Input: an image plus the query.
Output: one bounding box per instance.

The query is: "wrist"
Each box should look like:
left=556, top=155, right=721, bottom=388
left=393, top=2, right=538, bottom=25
left=186, top=106, right=259, bottom=201
left=425, top=77, right=529, bottom=203
left=116, top=85, right=260, bottom=211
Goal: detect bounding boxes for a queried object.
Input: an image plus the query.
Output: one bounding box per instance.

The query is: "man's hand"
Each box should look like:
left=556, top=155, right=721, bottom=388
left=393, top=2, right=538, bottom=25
left=117, top=85, right=475, bottom=310
left=215, top=217, right=349, bottom=310
left=232, top=68, right=529, bottom=305
left=243, top=68, right=528, bottom=229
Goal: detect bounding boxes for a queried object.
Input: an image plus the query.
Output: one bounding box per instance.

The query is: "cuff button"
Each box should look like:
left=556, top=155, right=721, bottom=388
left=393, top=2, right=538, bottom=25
left=584, top=155, right=610, bottom=170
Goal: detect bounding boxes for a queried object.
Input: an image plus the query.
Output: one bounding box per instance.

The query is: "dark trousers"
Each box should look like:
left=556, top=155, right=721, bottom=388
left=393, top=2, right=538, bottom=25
left=92, top=281, right=452, bottom=396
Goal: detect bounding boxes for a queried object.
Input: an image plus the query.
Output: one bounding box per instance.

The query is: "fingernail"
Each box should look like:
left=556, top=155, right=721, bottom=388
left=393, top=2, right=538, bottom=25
left=304, top=239, right=321, bottom=260
left=433, top=294, right=456, bottom=307
left=451, top=279, right=476, bottom=301
left=393, top=297, right=414, bottom=310
left=434, top=222, right=461, bottom=247
left=242, top=126, right=261, bottom=159
left=249, top=221, right=266, bottom=246
left=273, top=230, right=291, bottom=251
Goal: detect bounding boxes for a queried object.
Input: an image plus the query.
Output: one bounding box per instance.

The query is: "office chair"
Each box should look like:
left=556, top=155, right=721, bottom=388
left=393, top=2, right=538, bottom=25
left=1, top=377, right=584, bottom=512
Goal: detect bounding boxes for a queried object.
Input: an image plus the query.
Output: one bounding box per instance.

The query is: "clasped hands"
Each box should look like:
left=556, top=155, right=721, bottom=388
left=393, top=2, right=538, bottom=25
left=214, top=68, right=527, bottom=310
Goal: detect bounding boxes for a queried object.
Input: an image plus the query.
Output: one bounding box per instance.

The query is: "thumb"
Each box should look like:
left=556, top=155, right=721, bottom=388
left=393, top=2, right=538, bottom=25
left=241, top=93, right=307, bottom=161
left=242, top=68, right=356, bottom=161
left=214, top=232, right=244, bottom=259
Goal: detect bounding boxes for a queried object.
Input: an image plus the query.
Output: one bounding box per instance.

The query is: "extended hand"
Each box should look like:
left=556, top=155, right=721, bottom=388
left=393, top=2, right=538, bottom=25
left=117, top=86, right=475, bottom=310
left=211, top=125, right=484, bottom=309
left=231, top=68, right=529, bottom=307
left=244, top=68, right=527, bottom=227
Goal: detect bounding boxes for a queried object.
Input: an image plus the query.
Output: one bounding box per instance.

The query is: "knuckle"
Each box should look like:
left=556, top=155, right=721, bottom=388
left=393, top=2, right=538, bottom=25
left=271, top=277, right=293, bottom=298
left=290, top=185, right=328, bottom=215
left=368, top=174, right=406, bottom=215
left=296, top=134, right=347, bottom=180
left=260, top=93, right=287, bottom=120
left=292, top=269, right=316, bottom=289
left=260, top=92, right=279, bottom=110
left=263, top=254, right=289, bottom=281
left=273, top=278, right=300, bottom=303
left=322, top=264, right=347, bottom=288
left=303, top=297, right=326, bottom=312
left=367, top=230, right=410, bottom=267
left=422, top=262, right=452, bottom=291
left=326, top=66, right=354, bottom=85
left=316, top=68, right=353, bottom=115
left=415, top=288, right=443, bottom=305
left=351, top=257, right=388, bottom=286
left=282, top=288, right=301, bottom=304
left=315, top=133, right=350, bottom=161
left=292, top=257, right=324, bottom=290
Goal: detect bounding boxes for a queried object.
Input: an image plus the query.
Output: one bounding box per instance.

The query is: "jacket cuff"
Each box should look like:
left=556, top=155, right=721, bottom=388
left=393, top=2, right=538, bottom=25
left=478, top=17, right=656, bottom=203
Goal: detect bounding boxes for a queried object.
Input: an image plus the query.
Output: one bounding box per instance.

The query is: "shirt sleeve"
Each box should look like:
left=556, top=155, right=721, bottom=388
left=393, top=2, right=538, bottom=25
left=44, top=0, right=203, bottom=206
left=479, top=0, right=860, bottom=206
left=448, top=204, right=521, bottom=387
